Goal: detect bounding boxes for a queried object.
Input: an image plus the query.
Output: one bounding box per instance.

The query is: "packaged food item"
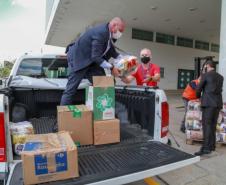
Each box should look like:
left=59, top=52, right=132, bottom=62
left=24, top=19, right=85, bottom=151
left=10, top=121, right=34, bottom=155
left=186, top=101, right=226, bottom=144
left=10, top=121, right=34, bottom=134
left=187, top=100, right=201, bottom=111
left=114, top=55, right=138, bottom=77
left=217, top=111, right=223, bottom=124
left=186, top=130, right=203, bottom=140
left=185, top=119, right=193, bottom=130
left=193, top=120, right=202, bottom=130
left=216, top=133, right=226, bottom=143
left=186, top=111, right=201, bottom=121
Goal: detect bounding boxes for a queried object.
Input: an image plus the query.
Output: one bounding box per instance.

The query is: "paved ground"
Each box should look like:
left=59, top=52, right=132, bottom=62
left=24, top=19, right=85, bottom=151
left=127, top=92, right=226, bottom=185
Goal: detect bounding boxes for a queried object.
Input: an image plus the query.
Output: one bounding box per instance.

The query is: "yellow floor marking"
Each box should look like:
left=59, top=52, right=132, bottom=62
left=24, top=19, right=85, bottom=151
left=144, top=177, right=160, bottom=185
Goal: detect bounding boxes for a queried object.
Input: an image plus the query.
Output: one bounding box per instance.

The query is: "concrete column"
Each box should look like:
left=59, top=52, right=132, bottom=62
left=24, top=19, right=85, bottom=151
left=219, top=0, right=226, bottom=102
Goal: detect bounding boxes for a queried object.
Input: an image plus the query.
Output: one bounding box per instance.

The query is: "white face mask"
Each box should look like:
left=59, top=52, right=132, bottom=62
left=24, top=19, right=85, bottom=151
left=112, top=30, right=122, bottom=39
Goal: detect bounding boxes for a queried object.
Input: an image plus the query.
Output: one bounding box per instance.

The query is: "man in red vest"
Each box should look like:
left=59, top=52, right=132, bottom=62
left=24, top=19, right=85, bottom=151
left=120, top=48, right=160, bottom=87
left=180, top=78, right=200, bottom=133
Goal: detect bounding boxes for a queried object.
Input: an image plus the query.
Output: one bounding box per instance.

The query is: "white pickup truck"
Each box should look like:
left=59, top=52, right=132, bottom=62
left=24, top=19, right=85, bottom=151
left=0, top=53, right=199, bottom=185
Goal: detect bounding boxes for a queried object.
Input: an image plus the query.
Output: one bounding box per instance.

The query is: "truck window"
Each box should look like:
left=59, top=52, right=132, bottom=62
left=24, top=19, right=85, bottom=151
left=17, top=58, right=68, bottom=78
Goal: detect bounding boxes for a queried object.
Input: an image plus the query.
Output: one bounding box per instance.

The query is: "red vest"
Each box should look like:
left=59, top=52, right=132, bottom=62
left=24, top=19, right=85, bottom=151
left=182, top=79, right=199, bottom=100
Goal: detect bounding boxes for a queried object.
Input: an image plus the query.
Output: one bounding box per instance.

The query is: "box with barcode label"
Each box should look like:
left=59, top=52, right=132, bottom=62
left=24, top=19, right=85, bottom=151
left=21, top=132, right=78, bottom=185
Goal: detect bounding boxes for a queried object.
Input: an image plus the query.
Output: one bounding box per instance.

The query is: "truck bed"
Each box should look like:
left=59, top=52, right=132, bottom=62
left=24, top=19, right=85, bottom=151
left=8, top=140, right=198, bottom=185
left=8, top=122, right=198, bottom=185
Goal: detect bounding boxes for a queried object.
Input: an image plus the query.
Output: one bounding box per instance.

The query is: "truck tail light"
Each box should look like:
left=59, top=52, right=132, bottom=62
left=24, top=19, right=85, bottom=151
left=0, top=112, right=6, bottom=162
left=161, top=102, right=169, bottom=138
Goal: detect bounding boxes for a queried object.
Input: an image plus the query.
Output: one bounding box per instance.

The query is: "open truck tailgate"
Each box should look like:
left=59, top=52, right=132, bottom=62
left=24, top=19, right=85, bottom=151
left=8, top=141, right=199, bottom=185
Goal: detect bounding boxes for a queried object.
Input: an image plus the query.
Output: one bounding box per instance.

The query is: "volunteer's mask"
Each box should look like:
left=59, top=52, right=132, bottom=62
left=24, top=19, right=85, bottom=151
left=141, top=56, right=150, bottom=64
left=112, top=30, right=122, bottom=39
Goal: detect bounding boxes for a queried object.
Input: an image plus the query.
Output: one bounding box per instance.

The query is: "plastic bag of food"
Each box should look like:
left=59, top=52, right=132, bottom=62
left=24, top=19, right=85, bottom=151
left=187, top=100, right=201, bottom=111
left=10, top=121, right=34, bottom=134
left=185, top=119, right=193, bottom=130
left=114, top=55, right=138, bottom=77
left=193, top=120, right=202, bottom=130
left=186, top=130, right=203, bottom=140
left=218, top=123, right=226, bottom=133
left=216, top=133, right=226, bottom=143
left=186, top=110, right=202, bottom=121
left=10, top=121, right=34, bottom=155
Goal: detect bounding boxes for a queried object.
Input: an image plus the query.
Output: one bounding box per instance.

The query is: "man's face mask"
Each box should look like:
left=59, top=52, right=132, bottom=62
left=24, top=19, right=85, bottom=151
left=141, top=56, right=150, bottom=64
left=112, top=30, right=122, bottom=40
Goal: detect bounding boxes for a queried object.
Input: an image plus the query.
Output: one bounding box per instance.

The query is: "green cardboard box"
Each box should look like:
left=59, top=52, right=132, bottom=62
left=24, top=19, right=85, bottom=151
left=86, top=76, right=115, bottom=120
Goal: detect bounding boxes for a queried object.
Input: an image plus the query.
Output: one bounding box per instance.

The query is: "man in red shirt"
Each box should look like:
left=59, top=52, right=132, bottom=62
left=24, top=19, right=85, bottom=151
left=121, top=48, right=160, bottom=87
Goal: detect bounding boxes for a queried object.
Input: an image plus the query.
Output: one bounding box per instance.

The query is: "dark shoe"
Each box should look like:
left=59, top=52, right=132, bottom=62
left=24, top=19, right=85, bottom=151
left=180, top=124, right=186, bottom=133
left=210, top=147, right=215, bottom=151
left=194, top=150, right=211, bottom=156
left=180, top=127, right=185, bottom=133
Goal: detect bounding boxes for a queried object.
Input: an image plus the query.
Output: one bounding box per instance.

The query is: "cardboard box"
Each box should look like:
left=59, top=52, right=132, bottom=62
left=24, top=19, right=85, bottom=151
left=94, top=119, right=120, bottom=145
left=86, top=76, right=115, bottom=120
left=21, top=132, right=79, bottom=185
left=57, top=105, right=93, bottom=146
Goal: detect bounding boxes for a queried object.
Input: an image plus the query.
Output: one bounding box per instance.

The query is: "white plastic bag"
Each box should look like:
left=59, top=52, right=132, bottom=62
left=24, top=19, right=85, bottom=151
left=10, top=121, right=34, bottom=155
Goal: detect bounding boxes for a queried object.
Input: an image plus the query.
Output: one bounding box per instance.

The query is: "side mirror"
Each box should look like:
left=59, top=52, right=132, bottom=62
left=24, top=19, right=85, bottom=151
left=0, top=80, right=2, bottom=86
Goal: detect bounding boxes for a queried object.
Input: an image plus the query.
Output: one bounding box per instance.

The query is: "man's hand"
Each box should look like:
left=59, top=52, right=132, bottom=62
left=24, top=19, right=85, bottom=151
left=100, top=60, right=112, bottom=69
left=112, top=67, right=121, bottom=77
left=142, top=74, right=152, bottom=83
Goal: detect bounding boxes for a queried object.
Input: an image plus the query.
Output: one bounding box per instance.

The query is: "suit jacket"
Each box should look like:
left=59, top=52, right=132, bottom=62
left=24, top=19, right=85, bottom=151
left=196, top=70, right=224, bottom=108
left=66, top=23, right=119, bottom=72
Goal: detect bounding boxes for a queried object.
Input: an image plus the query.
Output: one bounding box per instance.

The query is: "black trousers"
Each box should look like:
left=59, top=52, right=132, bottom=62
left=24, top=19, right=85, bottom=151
left=60, top=63, right=105, bottom=105
left=202, top=107, right=220, bottom=151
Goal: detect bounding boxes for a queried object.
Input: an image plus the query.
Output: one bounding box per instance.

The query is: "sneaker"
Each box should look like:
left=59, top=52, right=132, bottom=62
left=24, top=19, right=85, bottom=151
left=210, top=147, right=216, bottom=151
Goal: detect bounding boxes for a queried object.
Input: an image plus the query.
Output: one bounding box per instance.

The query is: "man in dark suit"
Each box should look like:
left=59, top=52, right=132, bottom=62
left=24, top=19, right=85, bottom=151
left=61, top=17, right=125, bottom=105
left=194, top=60, right=224, bottom=156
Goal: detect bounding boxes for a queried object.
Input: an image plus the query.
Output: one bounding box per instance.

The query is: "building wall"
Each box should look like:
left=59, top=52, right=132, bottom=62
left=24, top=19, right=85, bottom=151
left=116, top=27, right=219, bottom=90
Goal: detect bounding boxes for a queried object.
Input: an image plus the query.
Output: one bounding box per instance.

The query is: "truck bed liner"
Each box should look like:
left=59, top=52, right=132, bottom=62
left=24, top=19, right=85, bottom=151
left=9, top=141, right=196, bottom=185
left=29, top=117, right=151, bottom=143
left=30, top=117, right=56, bottom=134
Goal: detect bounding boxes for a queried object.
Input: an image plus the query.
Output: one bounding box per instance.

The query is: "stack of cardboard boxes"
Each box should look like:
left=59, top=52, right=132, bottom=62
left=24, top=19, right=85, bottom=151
left=21, top=76, right=120, bottom=184
left=58, top=76, right=120, bottom=146
left=86, top=76, right=120, bottom=145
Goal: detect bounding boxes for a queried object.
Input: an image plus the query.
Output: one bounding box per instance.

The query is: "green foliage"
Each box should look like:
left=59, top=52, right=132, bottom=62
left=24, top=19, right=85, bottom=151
left=0, top=66, right=12, bottom=78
